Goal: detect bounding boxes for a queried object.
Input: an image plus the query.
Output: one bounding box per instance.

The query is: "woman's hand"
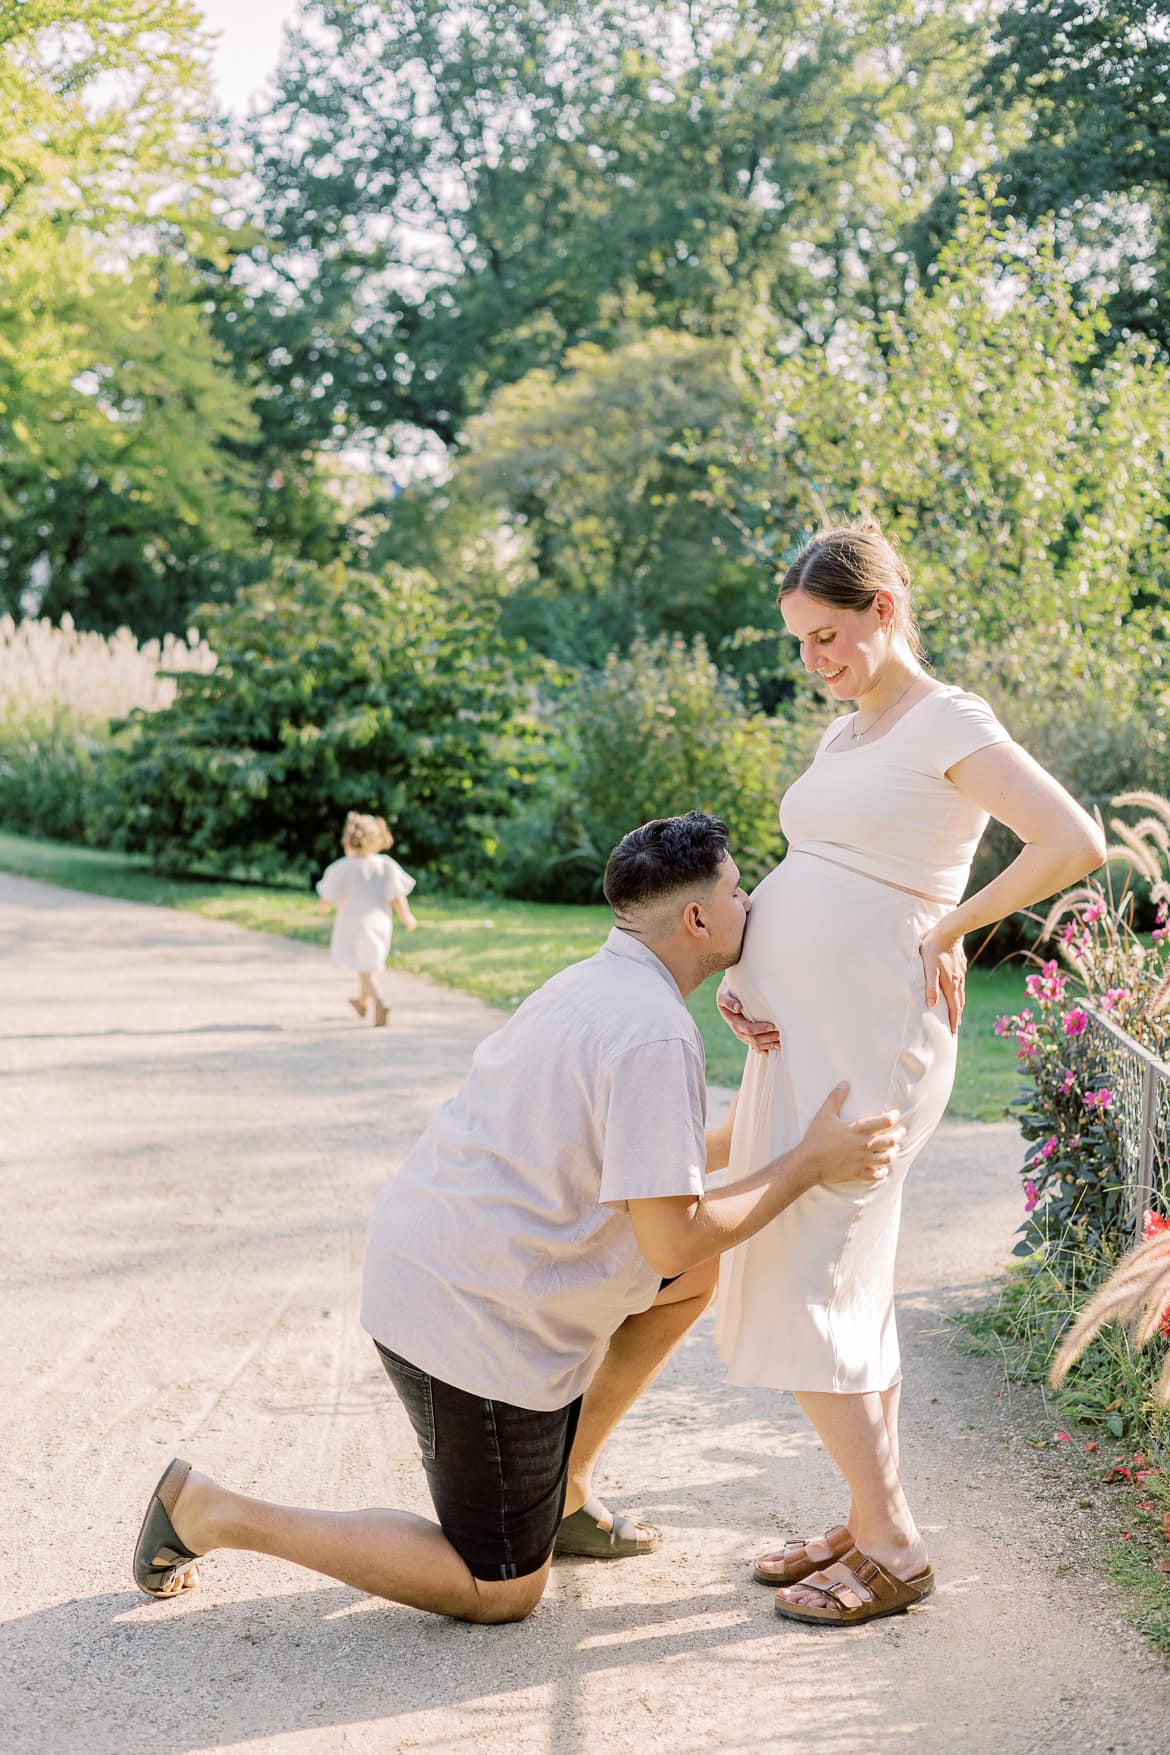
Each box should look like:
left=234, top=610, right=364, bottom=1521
left=716, top=981, right=781, bottom=1055
left=919, top=925, right=966, bottom=1036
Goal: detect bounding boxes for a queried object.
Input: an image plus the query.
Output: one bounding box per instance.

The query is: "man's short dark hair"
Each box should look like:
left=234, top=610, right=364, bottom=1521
left=603, top=811, right=731, bottom=913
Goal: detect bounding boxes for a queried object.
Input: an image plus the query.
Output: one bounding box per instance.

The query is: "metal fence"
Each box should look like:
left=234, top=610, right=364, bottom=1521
left=1085, top=1006, right=1170, bottom=1242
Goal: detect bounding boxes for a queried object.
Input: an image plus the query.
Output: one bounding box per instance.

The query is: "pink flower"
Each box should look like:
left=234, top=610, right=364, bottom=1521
left=1017, top=1041, right=1037, bottom=1062
left=1059, top=1067, right=1076, bottom=1095
left=1100, top=988, right=1131, bottom=1012
left=1083, top=903, right=1104, bottom=924
left=1054, top=1432, right=1072, bottom=1442
left=1083, top=1088, right=1114, bottom=1110
left=993, top=1014, right=1013, bottom=1037
left=1063, top=1009, right=1088, bottom=1037
left=1068, top=1133, right=1081, bottom=1149
left=1024, top=1180, right=1040, bottom=1213
left=1060, top=921, right=1078, bottom=945
left=1036, top=1135, right=1058, bottom=1161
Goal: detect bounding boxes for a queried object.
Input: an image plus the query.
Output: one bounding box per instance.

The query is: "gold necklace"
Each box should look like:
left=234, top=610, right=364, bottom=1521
left=845, top=672, right=922, bottom=744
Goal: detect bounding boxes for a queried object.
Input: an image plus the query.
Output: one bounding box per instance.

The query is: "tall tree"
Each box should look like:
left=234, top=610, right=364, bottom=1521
left=236, top=0, right=994, bottom=456
left=965, top=1, right=1170, bottom=350
left=0, top=3, right=261, bottom=633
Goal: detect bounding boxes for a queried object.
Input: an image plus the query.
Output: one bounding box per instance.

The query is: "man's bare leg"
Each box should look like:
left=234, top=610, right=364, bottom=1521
left=561, top=1258, right=716, bottom=1526
left=151, top=1471, right=547, bottom=1624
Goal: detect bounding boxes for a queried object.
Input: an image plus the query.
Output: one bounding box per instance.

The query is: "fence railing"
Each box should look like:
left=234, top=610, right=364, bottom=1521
left=1085, top=1006, right=1170, bottom=1242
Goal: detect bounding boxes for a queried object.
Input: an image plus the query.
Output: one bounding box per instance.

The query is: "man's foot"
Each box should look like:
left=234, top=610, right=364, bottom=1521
left=554, top=1494, right=659, bottom=1559
left=132, top=1460, right=226, bottom=1600
left=775, top=1531, right=929, bottom=1611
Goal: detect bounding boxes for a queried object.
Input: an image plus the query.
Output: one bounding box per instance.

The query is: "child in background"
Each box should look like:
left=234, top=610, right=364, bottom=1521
left=316, top=812, right=418, bottom=1026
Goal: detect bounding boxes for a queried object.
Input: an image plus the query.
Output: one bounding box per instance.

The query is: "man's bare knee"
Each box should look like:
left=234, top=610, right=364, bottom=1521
left=461, top=1568, right=548, bottom=1625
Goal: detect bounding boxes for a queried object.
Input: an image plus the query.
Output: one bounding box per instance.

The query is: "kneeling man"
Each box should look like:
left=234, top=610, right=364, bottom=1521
left=133, top=813, right=903, bottom=1625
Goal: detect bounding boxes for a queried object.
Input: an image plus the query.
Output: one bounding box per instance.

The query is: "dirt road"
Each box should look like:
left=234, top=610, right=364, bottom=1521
left=3, top=873, right=1168, bottom=1754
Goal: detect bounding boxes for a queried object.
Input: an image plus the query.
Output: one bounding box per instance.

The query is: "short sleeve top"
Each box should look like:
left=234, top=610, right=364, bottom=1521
left=316, top=854, right=415, bottom=909
left=779, top=685, right=1013, bottom=905
left=360, top=929, right=707, bottom=1410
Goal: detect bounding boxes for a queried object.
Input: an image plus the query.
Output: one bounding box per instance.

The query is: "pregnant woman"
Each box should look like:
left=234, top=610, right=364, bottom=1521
left=714, top=520, right=1105, bottom=1627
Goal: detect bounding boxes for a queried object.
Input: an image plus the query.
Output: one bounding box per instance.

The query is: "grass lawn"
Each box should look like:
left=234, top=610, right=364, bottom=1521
left=0, top=830, right=1024, bottom=1117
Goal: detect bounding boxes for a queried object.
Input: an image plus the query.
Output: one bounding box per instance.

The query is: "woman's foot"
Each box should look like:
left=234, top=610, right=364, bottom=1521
left=753, top=1523, right=853, bottom=1585
left=775, top=1529, right=929, bottom=1611
left=348, top=996, right=368, bottom=1018
left=373, top=1000, right=390, bottom=1027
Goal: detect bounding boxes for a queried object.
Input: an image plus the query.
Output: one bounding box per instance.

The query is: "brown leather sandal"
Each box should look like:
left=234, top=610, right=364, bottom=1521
left=773, top=1545, right=934, bottom=1627
left=753, top=1522, right=852, bottom=1585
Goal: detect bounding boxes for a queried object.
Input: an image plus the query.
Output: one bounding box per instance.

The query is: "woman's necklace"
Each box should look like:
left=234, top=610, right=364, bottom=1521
left=845, top=671, right=922, bottom=744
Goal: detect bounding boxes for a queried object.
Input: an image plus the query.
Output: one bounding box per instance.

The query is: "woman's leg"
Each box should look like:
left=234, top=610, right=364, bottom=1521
left=775, top=1388, right=927, bottom=1606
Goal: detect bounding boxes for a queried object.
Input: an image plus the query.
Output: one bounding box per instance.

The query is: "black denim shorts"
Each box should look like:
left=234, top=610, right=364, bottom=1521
left=374, top=1341, right=583, bottom=1582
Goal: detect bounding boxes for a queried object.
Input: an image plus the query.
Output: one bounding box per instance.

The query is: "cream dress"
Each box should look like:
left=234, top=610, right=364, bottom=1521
left=715, top=686, right=1012, bottom=1393
left=316, top=854, right=415, bottom=972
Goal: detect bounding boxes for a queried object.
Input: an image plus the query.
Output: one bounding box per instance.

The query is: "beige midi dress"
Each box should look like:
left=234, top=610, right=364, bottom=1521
left=714, top=685, right=1012, bottom=1394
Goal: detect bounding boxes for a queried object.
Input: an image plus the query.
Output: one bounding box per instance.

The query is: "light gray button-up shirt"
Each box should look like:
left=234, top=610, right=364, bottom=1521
left=361, top=929, right=708, bottom=1410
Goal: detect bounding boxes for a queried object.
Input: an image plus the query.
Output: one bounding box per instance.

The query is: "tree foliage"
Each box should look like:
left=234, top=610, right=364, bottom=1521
left=975, top=0, right=1170, bottom=350
left=0, top=2, right=263, bottom=634
left=459, top=330, right=770, bottom=664
left=706, top=193, right=1170, bottom=674
left=237, top=0, right=993, bottom=455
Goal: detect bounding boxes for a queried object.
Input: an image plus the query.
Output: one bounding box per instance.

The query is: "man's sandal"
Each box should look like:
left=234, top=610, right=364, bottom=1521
left=752, top=1522, right=853, bottom=1586
left=773, top=1545, right=934, bottom=1627
left=554, top=1494, right=659, bottom=1559
left=132, top=1457, right=202, bottom=1599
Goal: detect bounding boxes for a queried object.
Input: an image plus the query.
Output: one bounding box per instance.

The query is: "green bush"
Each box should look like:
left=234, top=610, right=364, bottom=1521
left=0, top=722, right=109, bottom=842
left=496, top=633, right=801, bottom=902
left=114, top=560, right=544, bottom=885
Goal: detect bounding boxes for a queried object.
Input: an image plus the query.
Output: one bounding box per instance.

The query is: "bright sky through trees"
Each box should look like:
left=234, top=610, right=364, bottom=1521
left=194, top=0, right=298, bottom=112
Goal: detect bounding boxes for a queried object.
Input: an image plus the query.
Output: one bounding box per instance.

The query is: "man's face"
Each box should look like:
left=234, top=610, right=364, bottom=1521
left=696, top=854, right=751, bottom=976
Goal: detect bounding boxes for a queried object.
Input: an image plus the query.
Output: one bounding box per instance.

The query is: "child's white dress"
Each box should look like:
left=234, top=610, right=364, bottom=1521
left=316, top=854, right=415, bottom=972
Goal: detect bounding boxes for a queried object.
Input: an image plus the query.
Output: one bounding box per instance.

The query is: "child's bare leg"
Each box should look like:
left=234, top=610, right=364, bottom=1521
left=363, top=970, right=390, bottom=1026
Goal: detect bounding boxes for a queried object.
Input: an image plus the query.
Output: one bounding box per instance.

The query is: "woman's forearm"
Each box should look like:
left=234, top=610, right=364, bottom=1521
left=945, top=839, right=1104, bottom=941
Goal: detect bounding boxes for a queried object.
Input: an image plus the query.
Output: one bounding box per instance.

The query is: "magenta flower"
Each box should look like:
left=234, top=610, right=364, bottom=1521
left=993, top=1014, right=1013, bottom=1037
left=1059, top=1067, right=1076, bottom=1095
left=1083, top=903, right=1104, bottom=925
left=1024, top=1180, right=1040, bottom=1213
left=1083, top=1088, right=1114, bottom=1110
left=1099, top=988, right=1131, bottom=1012
left=1068, top=1133, right=1081, bottom=1149
left=1036, top=1135, right=1058, bottom=1161
left=1063, top=1008, right=1088, bottom=1037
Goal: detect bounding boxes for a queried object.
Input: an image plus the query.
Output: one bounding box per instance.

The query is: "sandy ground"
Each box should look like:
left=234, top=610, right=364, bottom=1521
left=3, top=871, right=1170, bottom=1755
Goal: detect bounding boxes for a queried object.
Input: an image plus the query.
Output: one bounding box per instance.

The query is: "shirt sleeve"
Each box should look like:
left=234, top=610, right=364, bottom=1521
left=925, top=690, right=1013, bottom=780
left=598, top=1037, right=708, bottom=1208
left=316, top=859, right=347, bottom=902
left=384, top=858, right=416, bottom=902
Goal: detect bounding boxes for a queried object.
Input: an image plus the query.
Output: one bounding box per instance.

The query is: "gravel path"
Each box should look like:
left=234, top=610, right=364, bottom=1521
left=3, top=872, right=1169, bottom=1755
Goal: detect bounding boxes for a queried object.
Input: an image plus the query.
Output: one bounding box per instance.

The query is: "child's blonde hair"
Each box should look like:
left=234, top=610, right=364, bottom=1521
left=342, top=811, right=394, bottom=855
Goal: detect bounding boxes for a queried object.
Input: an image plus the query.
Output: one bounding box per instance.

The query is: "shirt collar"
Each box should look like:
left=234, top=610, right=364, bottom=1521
left=602, top=926, right=686, bottom=1005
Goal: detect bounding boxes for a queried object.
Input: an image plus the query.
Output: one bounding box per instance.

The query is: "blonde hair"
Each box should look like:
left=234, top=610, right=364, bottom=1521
left=778, top=518, right=925, bottom=663
left=342, top=811, right=394, bottom=855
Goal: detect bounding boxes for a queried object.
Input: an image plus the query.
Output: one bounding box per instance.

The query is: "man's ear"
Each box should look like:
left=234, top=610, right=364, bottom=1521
left=681, top=898, right=708, bottom=939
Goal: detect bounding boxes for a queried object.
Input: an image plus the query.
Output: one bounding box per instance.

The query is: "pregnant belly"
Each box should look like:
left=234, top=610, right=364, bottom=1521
left=729, top=851, right=957, bottom=1139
